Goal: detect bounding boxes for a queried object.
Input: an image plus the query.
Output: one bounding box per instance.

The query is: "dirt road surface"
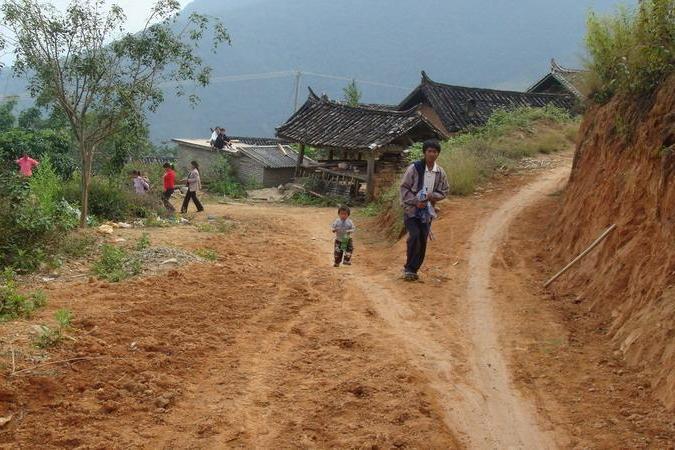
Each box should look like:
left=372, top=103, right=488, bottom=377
left=3, top=155, right=672, bottom=448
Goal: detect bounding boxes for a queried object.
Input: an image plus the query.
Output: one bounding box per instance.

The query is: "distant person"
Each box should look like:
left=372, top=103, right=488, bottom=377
left=132, top=170, right=150, bottom=194
left=162, top=162, right=176, bottom=213
left=331, top=205, right=356, bottom=267
left=209, top=127, right=220, bottom=147
left=399, top=140, right=449, bottom=281
left=214, top=128, right=231, bottom=150
left=15, top=154, right=39, bottom=177
left=180, top=160, right=204, bottom=213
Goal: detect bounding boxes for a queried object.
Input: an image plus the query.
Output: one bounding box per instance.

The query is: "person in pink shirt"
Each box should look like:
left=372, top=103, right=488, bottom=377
left=16, top=154, right=39, bottom=177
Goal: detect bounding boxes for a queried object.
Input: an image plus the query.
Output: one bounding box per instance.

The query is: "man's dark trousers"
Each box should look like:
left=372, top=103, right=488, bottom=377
left=404, top=216, right=430, bottom=273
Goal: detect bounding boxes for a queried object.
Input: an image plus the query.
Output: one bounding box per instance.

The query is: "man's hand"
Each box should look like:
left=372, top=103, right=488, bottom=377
left=417, top=201, right=427, bottom=209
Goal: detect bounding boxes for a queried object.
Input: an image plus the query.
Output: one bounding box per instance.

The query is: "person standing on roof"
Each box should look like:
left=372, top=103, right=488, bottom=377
left=16, top=153, right=39, bottom=177
left=399, top=140, right=449, bottom=281
left=209, top=127, right=220, bottom=147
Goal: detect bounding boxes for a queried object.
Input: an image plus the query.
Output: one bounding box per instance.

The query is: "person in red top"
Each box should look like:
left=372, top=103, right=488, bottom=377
left=162, top=162, right=176, bottom=213
left=16, top=154, right=39, bottom=177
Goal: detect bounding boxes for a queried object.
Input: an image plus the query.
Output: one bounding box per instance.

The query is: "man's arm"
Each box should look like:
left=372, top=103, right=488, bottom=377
left=400, top=164, right=419, bottom=207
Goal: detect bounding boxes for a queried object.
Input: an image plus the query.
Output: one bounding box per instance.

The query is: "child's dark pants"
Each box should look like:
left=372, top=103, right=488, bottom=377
left=334, top=238, right=353, bottom=265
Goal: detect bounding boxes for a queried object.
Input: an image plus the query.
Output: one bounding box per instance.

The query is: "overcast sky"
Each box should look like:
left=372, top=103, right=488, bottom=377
left=1, top=0, right=193, bottom=64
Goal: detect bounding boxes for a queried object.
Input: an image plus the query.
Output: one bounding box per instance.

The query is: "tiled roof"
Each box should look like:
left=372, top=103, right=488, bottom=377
left=399, top=71, right=576, bottom=133
left=527, top=59, right=587, bottom=99
left=238, top=144, right=299, bottom=169
left=276, top=89, right=445, bottom=151
left=230, top=136, right=289, bottom=145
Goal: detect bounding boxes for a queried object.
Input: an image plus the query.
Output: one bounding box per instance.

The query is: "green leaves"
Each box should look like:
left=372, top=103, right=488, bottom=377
left=585, top=0, right=675, bottom=101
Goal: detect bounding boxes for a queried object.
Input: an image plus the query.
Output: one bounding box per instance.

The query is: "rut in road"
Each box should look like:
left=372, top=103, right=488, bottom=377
left=306, top=164, right=571, bottom=449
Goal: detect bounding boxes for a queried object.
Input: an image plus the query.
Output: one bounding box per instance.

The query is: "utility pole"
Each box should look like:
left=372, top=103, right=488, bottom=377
left=293, top=70, right=301, bottom=112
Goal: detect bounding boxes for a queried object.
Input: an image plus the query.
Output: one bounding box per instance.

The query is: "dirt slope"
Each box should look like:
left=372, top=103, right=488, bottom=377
left=546, top=75, right=675, bottom=410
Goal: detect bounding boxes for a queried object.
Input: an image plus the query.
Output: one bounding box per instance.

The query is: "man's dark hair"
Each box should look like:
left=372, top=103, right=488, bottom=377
left=422, top=139, right=442, bottom=153
left=191, top=160, right=199, bottom=170
left=338, top=205, right=351, bottom=215
left=163, top=162, right=172, bottom=168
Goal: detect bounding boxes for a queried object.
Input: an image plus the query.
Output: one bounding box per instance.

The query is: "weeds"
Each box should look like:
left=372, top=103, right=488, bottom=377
left=34, top=308, right=73, bottom=348
left=93, top=244, right=141, bottom=282
left=194, top=248, right=218, bottom=261
left=136, top=233, right=151, bottom=251
left=0, top=269, right=47, bottom=321
left=195, top=218, right=235, bottom=233
left=58, top=232, right=97, bottom=258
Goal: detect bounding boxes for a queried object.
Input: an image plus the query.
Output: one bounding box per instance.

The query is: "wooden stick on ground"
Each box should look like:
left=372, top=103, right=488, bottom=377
left=544, top=224, right=617, bottom=288
left=10, top=356, right=108, bottom=376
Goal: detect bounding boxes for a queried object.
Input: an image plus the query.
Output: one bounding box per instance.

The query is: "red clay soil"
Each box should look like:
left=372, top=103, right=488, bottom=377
left=544, top=75, right=675, bottom=410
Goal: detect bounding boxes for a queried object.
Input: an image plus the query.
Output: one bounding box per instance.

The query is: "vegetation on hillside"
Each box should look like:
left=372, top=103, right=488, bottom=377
left=585, top=0, right=674, bottom=102
left=375, top=106, right=578, bottom=239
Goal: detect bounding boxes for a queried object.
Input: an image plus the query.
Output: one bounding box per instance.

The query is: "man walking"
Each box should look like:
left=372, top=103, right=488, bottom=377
left=399, top=140, right=449, bottom=281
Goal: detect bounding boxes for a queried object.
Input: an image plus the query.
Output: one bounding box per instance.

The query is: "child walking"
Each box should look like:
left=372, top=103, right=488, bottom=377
left=331, top=206, right=355, bottom=267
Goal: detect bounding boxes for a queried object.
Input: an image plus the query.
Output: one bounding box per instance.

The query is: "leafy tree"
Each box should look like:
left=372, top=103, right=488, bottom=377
left=17, top=106, right=44, bottom=130
left=343, top=79, right=362, bottom=106
left=0, top=0, right=229, bottom=226
left=0, top=128, right=77, bottom=179
left=0, top=97, right=17, bottom=131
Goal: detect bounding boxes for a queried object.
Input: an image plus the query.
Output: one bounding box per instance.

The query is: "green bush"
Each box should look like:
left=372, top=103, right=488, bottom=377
left=0, top=158, right=79, bottom=271
left=0, top=269, right=47, bottom=321
left=585, top=0, right=675, bottom=101
left=206, top=156, right=247, bottom=198
left=62, top=174, right=163, bottom=222
left=0, top=128, right=76, bottom=179
left=93, top=244, right=141, bottom=282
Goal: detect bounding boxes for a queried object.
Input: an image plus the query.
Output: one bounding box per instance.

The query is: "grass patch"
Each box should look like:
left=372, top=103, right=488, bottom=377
left=136, top=233, right=151, bottom=251
left=286, top=192, right=341, bottom=207
left=194, top=248, right=218, bottom=261
left=93, top=244, right=141, bottom=282
left=0, top=269, right=47, bottom=321
left=34, top=309, right=73, bottom=348
left=58, top=231, right=98, bottom=258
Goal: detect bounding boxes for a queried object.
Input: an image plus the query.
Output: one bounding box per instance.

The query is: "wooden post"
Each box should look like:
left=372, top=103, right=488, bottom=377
left=366, top=152, right=376, bottom=201
left=295, top=144, right=305, bottom=177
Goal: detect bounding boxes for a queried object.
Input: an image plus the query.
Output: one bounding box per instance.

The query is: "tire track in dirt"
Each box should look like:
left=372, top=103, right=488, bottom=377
left=302, top=164, right=570, bottom=449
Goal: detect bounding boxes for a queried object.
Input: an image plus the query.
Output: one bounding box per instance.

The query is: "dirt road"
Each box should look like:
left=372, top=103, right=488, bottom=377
left=6, top=156, right=635, bottom=449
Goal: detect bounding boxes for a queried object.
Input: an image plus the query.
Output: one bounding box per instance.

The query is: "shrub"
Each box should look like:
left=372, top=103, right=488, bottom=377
left=0, top=158, right=79, bottom=271
left=206, top=156, right=247, bottom=198
left=0, top=128, right=76, bottom=179
left=0, top=269, right=47, bottom=321
left=62, top=173, right=163, bottom=222
left=136, top=233, right=151, bottom=251
left=58, top=231, right=97, bottom=258
left=93, top=244, right=141, bottom=282
left=585, top=0, right=675, bottom=101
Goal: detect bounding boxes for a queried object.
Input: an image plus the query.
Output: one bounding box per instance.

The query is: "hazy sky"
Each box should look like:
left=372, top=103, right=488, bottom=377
left=1, top=0, right=193, bottom=64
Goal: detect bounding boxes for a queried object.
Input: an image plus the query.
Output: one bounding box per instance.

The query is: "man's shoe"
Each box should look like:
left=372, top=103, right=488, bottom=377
left=334, top=263, right=340, bottom=267
left=343, top=261, right=351, bottom=266
left=403, top=271, right=417, bottom=281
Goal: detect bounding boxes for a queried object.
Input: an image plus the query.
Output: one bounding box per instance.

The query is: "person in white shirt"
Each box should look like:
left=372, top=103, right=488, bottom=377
left=399, top=140, right=449, bottom=281
left=180, top=161, right=204, bottom=213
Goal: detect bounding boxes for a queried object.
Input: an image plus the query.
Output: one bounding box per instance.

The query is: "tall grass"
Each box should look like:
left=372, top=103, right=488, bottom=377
left=375, top=106, right=578, bottom=239
left=585, top=0, right=674, bottom=101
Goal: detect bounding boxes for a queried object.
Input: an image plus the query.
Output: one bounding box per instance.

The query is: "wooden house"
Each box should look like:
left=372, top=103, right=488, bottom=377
left=276, top=89, right=445, bottom=200
left=399, top=71, right=576, bottom=135
left=527, top=59, right=587, bottom=100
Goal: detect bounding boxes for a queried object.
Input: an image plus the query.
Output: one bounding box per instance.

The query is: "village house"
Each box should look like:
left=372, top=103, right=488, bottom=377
left=398, top=71, right=577, bottom=135
left=172, top=136, right=309, bottom=188
left=527, top=59, right=587, bottom=100
left=276, top=89, right=446, bottom=201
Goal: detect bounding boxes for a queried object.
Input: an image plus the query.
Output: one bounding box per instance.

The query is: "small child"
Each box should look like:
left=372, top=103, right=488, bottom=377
left=331, top=205, right=356, bottom=267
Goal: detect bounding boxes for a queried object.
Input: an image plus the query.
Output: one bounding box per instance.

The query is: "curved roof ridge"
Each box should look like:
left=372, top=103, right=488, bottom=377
left=421, top=71, right=574, bottom=99
left=551, top=58, right=584, bottom=74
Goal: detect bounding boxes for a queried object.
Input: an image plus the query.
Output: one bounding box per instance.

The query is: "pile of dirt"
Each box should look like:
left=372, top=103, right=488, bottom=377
left=546, top=75, right=675, bottom=409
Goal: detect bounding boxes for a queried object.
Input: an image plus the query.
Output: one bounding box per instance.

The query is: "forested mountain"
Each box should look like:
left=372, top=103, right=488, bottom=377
left=1, top=0, right=628, bottom=142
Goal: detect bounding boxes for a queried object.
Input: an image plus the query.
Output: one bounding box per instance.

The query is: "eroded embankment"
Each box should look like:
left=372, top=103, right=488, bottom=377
left=546, top=75, right=675, bottom=409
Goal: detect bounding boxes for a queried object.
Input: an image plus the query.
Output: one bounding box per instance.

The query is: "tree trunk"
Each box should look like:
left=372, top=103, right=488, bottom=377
left=79, top=144, right=93, bottom=228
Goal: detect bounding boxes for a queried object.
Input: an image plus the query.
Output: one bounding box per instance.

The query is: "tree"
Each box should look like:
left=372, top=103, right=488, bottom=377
left=0, top=97, right=17, bottom=131
left=18, top=106, right=44, bottom=130
left=1, top=0, right=229, bottom=226
left=343, top=79, right=362, bottom=106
